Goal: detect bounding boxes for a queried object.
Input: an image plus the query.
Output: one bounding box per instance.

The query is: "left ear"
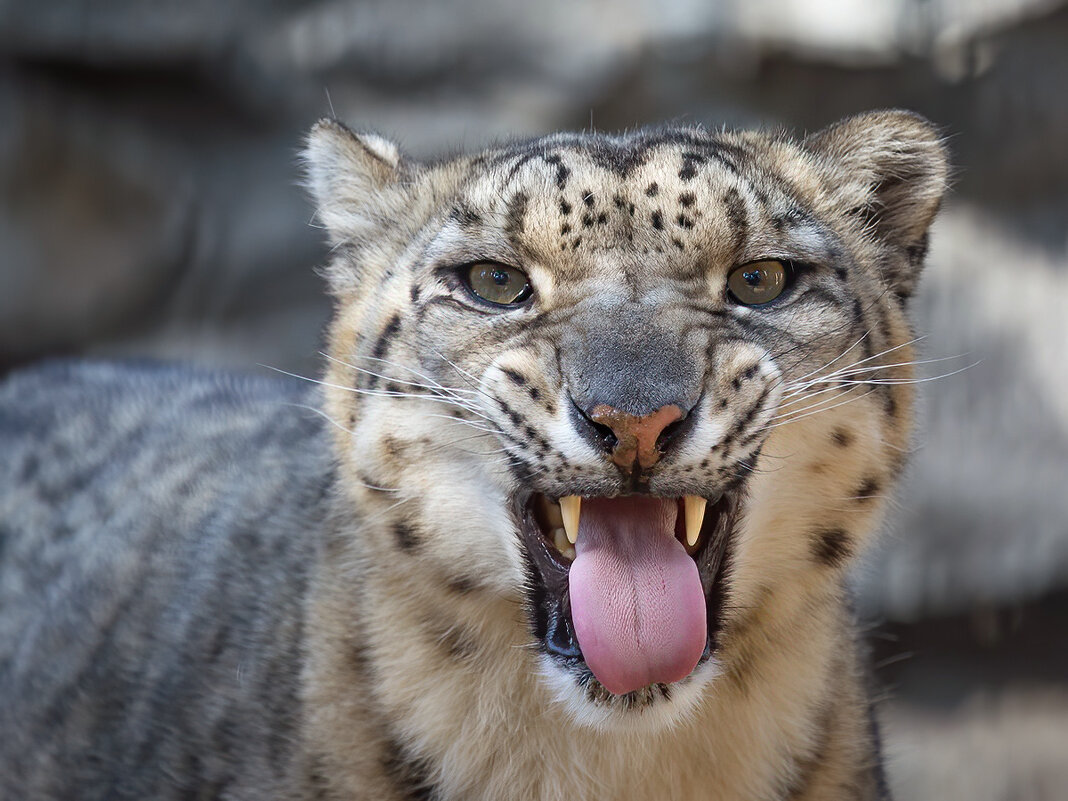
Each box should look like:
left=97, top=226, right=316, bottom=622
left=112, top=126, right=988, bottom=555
left=806, top=110, right=949, bottom=298
left=303, top=118, right=411, bottom=250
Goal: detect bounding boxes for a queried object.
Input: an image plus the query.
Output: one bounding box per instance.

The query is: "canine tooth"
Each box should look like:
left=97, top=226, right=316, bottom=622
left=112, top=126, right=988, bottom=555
left=684, top=496, right=707, bottom=548
left=559, top=496, right=581, bottom=544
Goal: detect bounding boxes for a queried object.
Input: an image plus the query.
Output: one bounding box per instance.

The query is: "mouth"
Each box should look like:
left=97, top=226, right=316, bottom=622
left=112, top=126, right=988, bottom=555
left=518, top=486, right=740, bottom=701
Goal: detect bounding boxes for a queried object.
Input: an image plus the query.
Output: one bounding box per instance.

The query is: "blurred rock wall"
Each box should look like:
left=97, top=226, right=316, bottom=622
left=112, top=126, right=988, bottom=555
left=2, top=1, right=1066, bottom=797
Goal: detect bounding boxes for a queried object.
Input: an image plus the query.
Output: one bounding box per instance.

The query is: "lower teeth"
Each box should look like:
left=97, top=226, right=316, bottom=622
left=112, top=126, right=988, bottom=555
left=552, top=527, right=576, bottom=561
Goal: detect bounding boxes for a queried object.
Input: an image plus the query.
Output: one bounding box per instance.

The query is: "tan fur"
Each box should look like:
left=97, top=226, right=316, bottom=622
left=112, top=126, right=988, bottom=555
left=299, top=112, right=947, bottom=800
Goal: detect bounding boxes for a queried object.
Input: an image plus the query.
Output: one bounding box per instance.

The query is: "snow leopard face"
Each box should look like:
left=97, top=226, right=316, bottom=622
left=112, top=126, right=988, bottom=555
left=305, top=111, right=946, bottom=730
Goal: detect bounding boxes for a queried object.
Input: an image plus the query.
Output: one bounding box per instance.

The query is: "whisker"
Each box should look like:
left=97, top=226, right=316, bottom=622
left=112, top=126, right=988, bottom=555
left=263, top=365, right=503, bottom=424
left=322, top=353, right=480, bottom=398
left=782, top=351, right=970, bottom=396
left=772, top=386, right=856, bottom=420
left=776, top=384, right=852, bottom=413
left=788, top=329, right=874, bottom=386
left=422, top=413, right=503, bottom=434
left=765, top=389, right=876, bottom=429
left=357, top=495, right=418, bottom=528
left=782, top=360, right=979, bottom=402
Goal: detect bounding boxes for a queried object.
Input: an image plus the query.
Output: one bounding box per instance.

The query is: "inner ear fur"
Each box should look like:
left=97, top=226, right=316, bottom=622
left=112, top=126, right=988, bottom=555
left=303, top=118, right=410, bottom=249
left=807, top=110, right=950, bottom=298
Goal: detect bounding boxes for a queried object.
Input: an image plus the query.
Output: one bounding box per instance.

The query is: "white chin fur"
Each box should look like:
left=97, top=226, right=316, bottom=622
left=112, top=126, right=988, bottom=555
left=538, top=654, right=721, bottom=733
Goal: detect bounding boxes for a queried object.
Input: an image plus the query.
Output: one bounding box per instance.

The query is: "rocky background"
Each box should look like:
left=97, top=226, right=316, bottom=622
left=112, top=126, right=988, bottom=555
left=1, top=1, right=1066, bottom=797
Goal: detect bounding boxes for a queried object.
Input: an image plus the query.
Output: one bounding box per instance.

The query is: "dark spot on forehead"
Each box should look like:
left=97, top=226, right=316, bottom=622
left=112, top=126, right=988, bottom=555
left=651, top=210, right=663, bottom=230
left=504, top=191, right=530, bottom=247
left=544, top=153, right=571, bottom=189
left=582, top=191, right=595, bottom=207
left=585, top=137, right=657, bottom=176
left=679, top=192, right=696, bottom=207
left=771, top=208, right=805, bottom=232
left=676, top=214, right=694, bottom=229
left=679, top=151, right=707, bottom=181
left=559, top=198, right=572, bottom=216
left=722, top=188, right=749, bottom=255
left=451, top=203, right=482, bottom=229
left=560, top=223, right=571, bottom=234
left=613, top=194, right=627, bottom=209
left=581, top=213, right=594, bottom=228
left=645, top=182, right=659, bottom=197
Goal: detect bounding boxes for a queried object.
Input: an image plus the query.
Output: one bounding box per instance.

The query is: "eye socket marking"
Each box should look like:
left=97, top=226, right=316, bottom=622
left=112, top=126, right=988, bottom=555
left=726, top=259, right=791, bottom=307
left=462, top=262, right=533, bottom=307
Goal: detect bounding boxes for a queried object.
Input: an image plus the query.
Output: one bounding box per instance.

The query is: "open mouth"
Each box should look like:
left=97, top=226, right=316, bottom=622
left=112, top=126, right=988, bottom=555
left=518, top=487, right=740, bottom=698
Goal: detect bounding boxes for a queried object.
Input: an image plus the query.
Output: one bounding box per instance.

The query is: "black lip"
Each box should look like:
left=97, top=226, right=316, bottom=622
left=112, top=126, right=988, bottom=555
left=516, top=487, right=743, bottom=688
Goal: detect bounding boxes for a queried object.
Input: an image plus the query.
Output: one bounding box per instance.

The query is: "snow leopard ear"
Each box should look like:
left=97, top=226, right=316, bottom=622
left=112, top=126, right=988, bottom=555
left=303, top=119, right=410, bottom=248
left=806, top=110, right=950, bottom=299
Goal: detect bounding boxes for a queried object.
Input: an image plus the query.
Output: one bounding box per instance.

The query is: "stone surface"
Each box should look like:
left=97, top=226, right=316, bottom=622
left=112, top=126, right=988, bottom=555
left=1, top=1, right=1066, bottom=797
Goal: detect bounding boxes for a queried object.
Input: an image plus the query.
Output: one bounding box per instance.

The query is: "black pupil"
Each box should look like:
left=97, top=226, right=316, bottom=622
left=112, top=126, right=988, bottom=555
left=491, top=269, right=510, bottom=286
left=743, top=270, right=762, bottom=286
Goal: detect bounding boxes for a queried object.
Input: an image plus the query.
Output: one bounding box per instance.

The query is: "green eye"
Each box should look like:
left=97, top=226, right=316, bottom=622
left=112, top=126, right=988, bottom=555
left=465, top=262, right=533, bottom=306
left=727, top=260, right=789, bottom=306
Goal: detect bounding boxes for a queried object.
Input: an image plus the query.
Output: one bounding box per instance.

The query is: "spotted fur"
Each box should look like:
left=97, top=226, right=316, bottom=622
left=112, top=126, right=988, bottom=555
left=0, top=111, right=947, bottom=800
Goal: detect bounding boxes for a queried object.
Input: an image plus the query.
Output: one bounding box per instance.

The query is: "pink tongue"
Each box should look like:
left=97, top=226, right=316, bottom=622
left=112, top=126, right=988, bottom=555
left=568, top=497, right=707, bottom=695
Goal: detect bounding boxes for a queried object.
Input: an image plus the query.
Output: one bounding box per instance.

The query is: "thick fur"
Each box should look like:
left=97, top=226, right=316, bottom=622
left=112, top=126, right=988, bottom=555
left=0, top=111, right=947, bottom=800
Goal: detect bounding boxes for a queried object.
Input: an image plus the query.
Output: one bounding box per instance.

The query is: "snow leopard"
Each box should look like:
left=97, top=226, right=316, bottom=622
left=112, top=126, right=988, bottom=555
left=0, top=109, right=947, bottom=800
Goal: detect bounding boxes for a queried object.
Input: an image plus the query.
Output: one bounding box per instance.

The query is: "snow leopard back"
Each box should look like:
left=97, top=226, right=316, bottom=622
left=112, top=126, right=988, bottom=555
left=0, top=361, right=331, bottom=800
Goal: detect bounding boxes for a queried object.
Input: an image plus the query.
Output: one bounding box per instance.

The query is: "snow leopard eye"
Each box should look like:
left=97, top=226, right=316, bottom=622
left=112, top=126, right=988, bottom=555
left=464, top=262, right=533, bottom=307
left=726, top=259, right=790, bottom=307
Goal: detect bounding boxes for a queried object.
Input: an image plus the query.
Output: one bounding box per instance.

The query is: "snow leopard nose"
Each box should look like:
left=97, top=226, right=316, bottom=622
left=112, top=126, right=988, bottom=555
left=577, top=402, right=687, bottom=470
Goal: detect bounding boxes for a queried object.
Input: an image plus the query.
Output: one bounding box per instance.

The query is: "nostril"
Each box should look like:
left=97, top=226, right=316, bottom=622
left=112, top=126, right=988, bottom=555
left=593, top=422, right=618, bottom=453
left=572, top=399, right=618, bottom=454
left=588, top=402, right=686, bottom=470
left=656, top=418, right=687, bottom=452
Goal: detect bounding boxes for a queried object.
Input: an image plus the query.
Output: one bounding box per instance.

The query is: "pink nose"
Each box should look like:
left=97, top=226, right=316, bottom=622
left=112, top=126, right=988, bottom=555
left=588, top=404, right=684, bottom=469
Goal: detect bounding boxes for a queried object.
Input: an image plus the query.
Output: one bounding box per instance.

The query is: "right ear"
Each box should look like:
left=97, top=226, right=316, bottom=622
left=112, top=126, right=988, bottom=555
left=303, top=119, right=409, bottom=249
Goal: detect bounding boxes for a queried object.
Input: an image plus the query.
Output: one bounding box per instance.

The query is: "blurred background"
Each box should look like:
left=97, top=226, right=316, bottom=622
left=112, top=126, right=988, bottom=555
left=1, top=0, right=1066, bottom=797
